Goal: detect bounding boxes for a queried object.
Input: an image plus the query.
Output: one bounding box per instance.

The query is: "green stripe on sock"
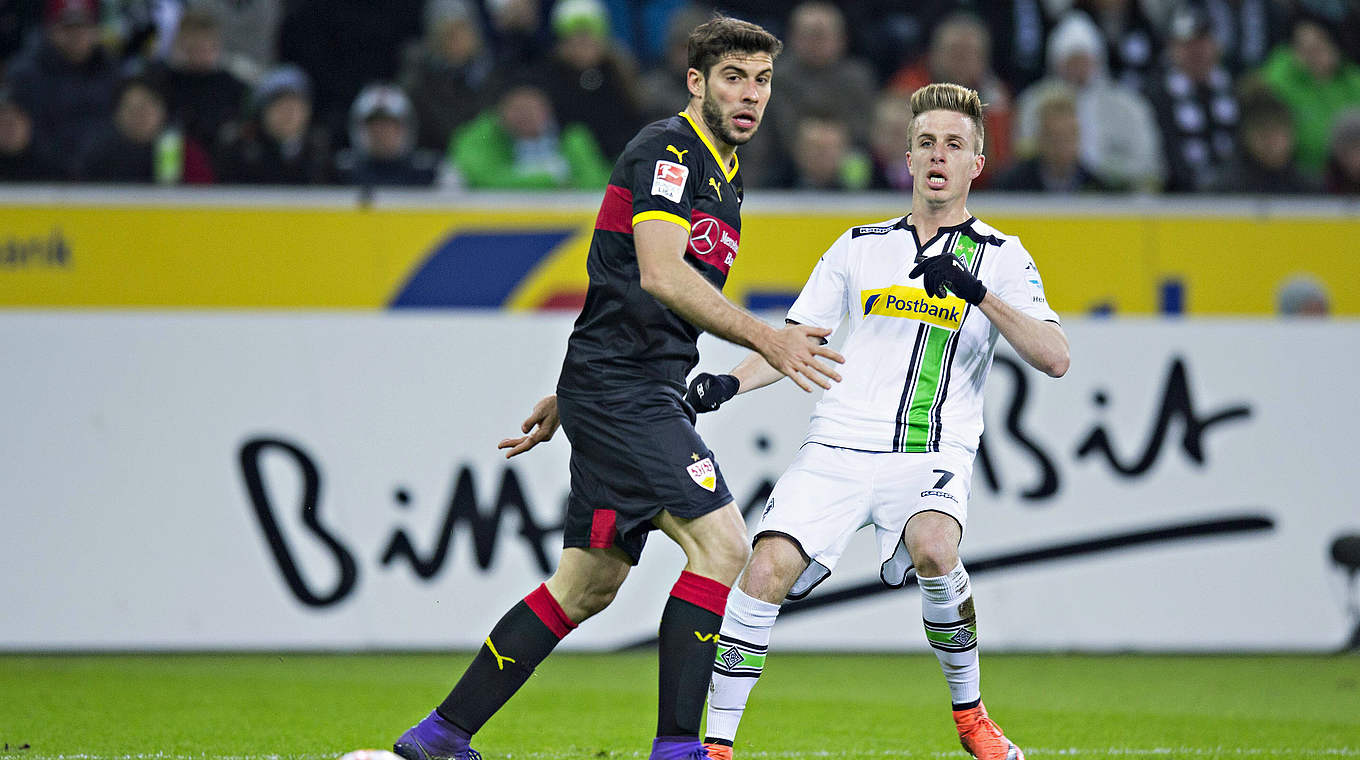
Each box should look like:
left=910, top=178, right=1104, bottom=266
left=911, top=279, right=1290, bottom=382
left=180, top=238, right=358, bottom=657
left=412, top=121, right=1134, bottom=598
left=715, top=644, right=766, bottom=670
left=925, top=623, right=977, bottom=645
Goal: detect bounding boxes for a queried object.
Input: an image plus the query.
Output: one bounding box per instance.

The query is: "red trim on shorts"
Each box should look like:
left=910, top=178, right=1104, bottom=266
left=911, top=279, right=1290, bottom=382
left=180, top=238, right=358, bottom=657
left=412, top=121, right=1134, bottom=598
left=589, top=509, right=617, bottom=549
left=524, top=583, right=576, bottom=639
left=594, top=185, right=634, bottom=233
left=670, top=571, right=729, bottom=616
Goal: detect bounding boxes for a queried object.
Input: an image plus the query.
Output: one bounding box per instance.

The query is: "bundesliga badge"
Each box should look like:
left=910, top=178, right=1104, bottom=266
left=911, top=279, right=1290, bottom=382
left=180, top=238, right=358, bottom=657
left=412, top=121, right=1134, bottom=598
left=686, top=457, right=716, bottom=491
left=651, top=160, right=688, bottom=202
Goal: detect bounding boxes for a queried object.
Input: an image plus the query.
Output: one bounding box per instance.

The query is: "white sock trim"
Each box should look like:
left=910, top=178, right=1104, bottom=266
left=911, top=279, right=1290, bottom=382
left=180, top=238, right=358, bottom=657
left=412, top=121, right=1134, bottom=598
left=917, top=560, right=969, bottom=604
left=725, top=585, right=781, bottom=628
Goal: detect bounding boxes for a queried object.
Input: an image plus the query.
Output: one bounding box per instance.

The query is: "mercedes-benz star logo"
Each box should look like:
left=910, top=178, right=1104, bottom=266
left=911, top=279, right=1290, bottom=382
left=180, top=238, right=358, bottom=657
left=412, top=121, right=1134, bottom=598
left=689, top=218, right=719, bottom=255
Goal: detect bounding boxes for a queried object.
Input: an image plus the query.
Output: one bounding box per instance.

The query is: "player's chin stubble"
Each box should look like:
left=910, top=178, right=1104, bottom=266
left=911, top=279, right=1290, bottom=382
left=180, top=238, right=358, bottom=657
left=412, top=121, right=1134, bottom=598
left=702, top=93, right=752, bottom=147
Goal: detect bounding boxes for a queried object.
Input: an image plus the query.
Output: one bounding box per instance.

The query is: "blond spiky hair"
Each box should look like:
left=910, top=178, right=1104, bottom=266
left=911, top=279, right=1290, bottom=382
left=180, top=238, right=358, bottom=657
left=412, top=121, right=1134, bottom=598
left=909, top=83, right=985, bottom=154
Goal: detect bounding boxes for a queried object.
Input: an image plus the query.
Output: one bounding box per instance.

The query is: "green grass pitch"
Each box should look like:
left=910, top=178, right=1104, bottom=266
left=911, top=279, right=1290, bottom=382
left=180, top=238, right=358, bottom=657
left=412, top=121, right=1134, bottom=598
left=2, top=652, right=1357, bottom=759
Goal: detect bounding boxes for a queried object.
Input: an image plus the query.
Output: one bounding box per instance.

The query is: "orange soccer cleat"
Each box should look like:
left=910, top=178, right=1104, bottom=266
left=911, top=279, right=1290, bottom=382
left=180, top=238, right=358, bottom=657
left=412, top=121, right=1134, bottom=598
left=953, top=702, right=1024, bottom=760
left=701, top=743, right=733, bottom=760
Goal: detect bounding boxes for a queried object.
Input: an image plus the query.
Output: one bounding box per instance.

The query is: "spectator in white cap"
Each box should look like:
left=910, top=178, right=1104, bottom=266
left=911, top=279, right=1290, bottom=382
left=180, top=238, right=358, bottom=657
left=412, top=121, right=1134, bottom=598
left=336, top=83, right=439, bottom=187
left=1014, top=10, right=1164, bottom=191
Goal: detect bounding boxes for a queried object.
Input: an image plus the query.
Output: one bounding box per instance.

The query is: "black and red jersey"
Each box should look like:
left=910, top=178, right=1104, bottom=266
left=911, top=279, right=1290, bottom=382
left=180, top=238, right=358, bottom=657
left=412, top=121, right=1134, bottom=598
left=557, top=111, right=745, bottom=398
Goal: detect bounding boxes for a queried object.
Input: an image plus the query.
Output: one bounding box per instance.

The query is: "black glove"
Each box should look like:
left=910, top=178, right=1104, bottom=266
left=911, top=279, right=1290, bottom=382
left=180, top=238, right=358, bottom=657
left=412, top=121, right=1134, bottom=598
left=685, top=373, right=740, bottom=413
left=908, top=253, right=988, bottom=306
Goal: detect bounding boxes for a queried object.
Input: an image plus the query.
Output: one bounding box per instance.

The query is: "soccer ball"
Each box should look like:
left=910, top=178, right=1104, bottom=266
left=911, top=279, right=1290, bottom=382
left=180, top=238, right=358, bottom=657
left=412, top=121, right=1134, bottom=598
left=339, top=750, right=403, bottom=760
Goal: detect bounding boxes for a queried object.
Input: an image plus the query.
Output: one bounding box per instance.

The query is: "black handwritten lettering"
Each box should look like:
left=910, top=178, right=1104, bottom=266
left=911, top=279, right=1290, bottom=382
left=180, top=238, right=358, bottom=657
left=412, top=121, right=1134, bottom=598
left=380, top=467, right=559, bottom=578
left=238, top=437, right=358, bottom=607
left=993, top=356, right=1059, bottom=499
left=976, top=356, right=1059, bottom=500
left=975, top=436, right=1002, bottom=493
left=1076, top=357, right=1251, bottom=476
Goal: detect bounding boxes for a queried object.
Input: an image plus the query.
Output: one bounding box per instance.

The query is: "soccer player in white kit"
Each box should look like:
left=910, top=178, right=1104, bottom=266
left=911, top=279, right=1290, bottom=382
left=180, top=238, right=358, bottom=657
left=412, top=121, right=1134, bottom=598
left=686, top=84, right=1070, bottom=760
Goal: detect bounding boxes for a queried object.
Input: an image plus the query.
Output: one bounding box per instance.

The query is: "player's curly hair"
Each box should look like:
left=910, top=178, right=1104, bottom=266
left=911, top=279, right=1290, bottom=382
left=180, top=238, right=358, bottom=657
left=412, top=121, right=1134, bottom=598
left=910, top=83, right=986, bottom=155
left=687, top=14, right=782, bottom=77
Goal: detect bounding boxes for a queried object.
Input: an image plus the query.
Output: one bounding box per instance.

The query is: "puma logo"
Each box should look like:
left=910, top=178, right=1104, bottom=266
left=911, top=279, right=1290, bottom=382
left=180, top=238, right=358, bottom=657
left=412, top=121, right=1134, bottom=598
left=708, top=177, right=723, bottom=201
left=485, top=637, right=516, bottom=670
left=666, top=144, right=689, bottom=163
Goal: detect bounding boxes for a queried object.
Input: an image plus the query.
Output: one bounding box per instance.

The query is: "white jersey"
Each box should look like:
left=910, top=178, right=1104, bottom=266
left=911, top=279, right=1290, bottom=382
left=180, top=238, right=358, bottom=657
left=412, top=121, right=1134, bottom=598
left=786, top=215, right=1059, bottom=456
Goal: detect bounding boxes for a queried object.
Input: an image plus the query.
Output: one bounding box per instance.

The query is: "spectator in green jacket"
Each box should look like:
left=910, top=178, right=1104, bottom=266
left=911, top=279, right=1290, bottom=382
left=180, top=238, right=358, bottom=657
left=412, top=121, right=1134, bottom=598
left=447, top=82, right=612, bottom=190
left=1258, top=14, right=1360, bottom=176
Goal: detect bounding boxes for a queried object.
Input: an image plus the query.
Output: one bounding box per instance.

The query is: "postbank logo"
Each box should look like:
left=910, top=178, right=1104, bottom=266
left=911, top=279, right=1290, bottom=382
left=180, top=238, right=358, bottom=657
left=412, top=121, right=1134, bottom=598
left=861, top=285, right=966, bottom=330
left=687, top=457, right=717, bottom=492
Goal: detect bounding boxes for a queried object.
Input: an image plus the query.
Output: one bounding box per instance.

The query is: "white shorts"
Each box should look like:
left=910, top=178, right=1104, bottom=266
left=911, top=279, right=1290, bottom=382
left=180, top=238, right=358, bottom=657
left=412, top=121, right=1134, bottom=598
left=756, top=442, right=972, bottom=600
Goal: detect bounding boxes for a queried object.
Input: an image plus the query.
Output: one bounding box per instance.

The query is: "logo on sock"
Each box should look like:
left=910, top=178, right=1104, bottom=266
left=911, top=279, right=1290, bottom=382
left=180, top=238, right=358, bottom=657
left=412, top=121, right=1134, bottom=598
left=694, top=631, right=719, bottom=642
left=719, top=645, right=744, bottom=670
left=485, top=637, right=516, bottom=670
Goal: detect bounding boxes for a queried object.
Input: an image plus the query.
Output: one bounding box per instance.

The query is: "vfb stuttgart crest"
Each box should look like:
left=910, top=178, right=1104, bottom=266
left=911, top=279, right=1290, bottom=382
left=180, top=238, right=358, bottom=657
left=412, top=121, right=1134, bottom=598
left=686, top=457, right=717, bottom=492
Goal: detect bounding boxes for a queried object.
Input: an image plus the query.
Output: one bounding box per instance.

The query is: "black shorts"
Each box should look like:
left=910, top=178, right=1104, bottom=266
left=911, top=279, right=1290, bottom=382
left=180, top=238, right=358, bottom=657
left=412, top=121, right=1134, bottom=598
left=556, top=387, right=734, bottom=564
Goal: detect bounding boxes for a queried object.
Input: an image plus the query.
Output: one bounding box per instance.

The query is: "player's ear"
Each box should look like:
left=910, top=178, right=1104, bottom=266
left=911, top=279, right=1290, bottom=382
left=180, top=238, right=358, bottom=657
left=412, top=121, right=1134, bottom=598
left=970, top=152, right=985, bottom=179
left=686, top=68, right=705, bottom=100
left=904, top=151, right=913, bottom=176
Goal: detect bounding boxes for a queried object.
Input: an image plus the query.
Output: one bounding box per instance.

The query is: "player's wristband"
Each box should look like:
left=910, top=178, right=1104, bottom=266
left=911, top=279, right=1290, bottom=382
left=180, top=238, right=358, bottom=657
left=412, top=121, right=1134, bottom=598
left=956, top=279, right=987, bottom=306
left=685, top=373, right=739, bottom=413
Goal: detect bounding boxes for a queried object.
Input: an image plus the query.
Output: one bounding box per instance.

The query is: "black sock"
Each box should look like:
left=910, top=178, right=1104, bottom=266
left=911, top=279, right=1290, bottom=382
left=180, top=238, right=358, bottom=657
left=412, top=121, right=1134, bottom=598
left=656, top=571, right=729, bottom=738
left=438, top=584, right=576, bottom=734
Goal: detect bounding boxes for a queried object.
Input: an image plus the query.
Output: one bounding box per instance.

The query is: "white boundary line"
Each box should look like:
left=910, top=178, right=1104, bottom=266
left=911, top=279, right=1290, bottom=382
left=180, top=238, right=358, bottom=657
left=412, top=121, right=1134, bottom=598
left=9, top=750, right=1360, bottom=759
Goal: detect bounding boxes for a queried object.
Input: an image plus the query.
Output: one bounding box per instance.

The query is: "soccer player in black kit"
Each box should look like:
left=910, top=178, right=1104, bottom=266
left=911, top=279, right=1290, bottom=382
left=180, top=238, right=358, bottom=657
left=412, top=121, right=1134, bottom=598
left=392, top=15, right=843, bottom=760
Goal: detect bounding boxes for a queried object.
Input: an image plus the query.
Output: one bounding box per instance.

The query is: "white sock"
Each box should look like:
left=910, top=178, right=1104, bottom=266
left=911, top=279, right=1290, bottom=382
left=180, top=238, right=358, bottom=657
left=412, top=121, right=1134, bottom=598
left=917, top=560, right=981, bottom=707
left=703, top=586, right=781, bottom=745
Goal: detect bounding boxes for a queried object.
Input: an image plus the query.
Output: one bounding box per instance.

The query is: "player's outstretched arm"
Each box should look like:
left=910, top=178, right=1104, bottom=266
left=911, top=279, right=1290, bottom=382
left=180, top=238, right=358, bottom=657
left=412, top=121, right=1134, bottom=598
left=497, top=394, right=560, bottom=458
left=685, top=349, right=786, bottom=413
left=635, top=219, right=843, bottom=391
left=686, top=322, right=835, bottom=411
left=979, top=293, right=1070, bottom=378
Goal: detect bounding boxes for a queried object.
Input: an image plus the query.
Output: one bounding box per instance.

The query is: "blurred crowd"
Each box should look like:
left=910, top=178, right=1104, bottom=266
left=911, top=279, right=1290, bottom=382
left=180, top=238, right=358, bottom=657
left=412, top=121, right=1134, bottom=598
left=0, top=0, right=1357, bottom=194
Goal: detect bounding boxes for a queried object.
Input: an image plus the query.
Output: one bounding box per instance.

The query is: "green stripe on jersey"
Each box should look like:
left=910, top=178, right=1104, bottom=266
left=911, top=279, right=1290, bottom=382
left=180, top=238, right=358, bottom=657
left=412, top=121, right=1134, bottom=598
left=900, top=234, right=980, bottom=452
left=902, top=325, right=950, bottom=452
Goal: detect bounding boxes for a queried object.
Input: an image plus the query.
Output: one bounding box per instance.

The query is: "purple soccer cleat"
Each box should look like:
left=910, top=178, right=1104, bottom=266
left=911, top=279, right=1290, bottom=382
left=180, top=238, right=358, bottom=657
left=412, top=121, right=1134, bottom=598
left=649, top=736, right=710, bottom=760
left=392, top=710, right=480, bottom=760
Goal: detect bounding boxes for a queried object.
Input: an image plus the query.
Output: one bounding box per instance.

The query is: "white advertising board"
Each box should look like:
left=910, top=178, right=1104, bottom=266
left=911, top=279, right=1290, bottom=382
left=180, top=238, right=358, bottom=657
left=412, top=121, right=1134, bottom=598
left=1, top=313, right=1356, bottom=651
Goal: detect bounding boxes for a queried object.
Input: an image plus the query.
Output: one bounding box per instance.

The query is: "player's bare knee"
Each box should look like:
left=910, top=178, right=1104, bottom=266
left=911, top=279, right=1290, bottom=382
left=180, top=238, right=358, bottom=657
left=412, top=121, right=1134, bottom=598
left=553, top=576, right=621, bottom=621
left=904, top=512, right=961, bottom=578
left=907, top=539, right=958, bottom=578
left=740, top=554, right=794, bottom=604
left=546, top=559, right=628, bottom=621
left=686, top=529, right=748, bottom=586
left=577, top=585, right=619, bottom=618
left=738, top=535, right=805, bottom=602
